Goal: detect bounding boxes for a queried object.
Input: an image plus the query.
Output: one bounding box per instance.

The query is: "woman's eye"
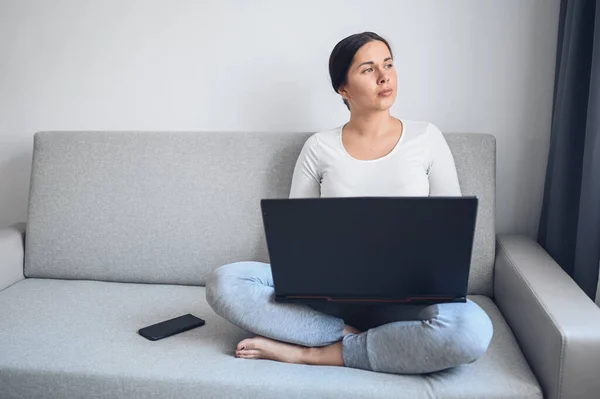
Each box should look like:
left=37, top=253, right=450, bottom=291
left=362, top=68, right=373, bottom=73
left=385, top=63, right=394, bottom=69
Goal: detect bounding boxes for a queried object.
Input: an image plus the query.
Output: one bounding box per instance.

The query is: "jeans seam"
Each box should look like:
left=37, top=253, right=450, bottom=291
left=365, top=330, right=374, bottom=371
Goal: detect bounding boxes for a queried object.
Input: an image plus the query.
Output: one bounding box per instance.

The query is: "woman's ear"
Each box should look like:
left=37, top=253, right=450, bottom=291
left=338, top=85, right=350, bottom=102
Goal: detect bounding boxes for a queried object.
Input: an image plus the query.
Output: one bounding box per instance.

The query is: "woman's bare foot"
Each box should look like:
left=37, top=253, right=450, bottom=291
left=343, top=324, right=361, bottom=336
left=235, top=336, right=308, bottom=363
left=235, top=324, right=358, bottom=365
left=235, top=336, right=345, bottom=366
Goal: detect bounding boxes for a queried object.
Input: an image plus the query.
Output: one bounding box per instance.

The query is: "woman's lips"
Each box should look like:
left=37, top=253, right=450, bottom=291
left=378, top=89, right=393, bottom=97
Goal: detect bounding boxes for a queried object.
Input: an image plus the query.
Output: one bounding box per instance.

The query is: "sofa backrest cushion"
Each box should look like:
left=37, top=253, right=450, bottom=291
left=24, top=131, right=495, bottom=296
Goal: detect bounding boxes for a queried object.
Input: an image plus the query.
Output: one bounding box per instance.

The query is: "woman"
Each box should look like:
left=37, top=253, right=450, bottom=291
left=206, top=32, right=493, bottom=375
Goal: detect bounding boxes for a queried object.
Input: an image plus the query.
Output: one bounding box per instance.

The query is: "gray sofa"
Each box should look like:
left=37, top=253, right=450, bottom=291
left=1, top=131, right=600, bottom=399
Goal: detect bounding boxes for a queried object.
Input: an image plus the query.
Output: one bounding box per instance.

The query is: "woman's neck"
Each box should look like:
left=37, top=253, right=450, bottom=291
left=346, top=110, right=395, bottom=137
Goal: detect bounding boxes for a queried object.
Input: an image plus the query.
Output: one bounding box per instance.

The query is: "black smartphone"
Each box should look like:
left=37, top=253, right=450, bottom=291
left=138, top=313, right=205, bottom=341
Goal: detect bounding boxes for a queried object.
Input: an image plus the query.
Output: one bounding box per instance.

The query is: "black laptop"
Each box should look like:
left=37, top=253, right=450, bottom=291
left=260, top=196, right=478, bottom=305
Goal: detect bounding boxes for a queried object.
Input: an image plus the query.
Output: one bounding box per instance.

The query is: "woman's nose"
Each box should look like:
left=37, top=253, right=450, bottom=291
left=378, top=74, right=389, bottom=84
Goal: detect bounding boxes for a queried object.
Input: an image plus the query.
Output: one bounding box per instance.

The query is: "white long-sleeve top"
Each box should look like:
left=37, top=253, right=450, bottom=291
left=289, top=119, right=462, bottom=198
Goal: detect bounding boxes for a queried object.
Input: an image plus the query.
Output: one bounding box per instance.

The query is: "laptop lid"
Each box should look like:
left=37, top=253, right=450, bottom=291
left=260, top=196, right=478, bottom=305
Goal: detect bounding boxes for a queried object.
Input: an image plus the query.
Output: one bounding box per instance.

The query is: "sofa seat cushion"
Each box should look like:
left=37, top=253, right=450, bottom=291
left=0, top=279, right=542, bottom=399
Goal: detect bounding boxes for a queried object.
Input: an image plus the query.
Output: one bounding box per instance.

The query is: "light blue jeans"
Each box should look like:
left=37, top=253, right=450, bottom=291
left=205, top=261, right=493, bottom=374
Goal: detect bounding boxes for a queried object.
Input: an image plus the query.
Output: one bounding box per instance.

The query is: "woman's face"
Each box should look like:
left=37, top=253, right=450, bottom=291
left=339, top=40, right=397, bottom=112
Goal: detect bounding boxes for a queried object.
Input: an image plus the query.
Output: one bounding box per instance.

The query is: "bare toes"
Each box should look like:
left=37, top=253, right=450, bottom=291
left=237, top=350, right=260, bottom=359
left=237, top=339, right=252, bottom=351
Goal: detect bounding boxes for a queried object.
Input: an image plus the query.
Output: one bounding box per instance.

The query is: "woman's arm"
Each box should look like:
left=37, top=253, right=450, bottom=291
left=289, top=134, right=321, bottom=198
left=426, top=124, right=462, bottom=196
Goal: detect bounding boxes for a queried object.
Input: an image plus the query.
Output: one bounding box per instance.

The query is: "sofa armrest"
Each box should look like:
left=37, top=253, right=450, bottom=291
left=495, top=234, right=600, bottom=399
left=0, top=222, right=26, bottom=291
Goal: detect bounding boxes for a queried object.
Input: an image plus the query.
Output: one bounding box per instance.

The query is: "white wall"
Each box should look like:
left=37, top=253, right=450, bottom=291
left=0, top=0, right=560, bottom=237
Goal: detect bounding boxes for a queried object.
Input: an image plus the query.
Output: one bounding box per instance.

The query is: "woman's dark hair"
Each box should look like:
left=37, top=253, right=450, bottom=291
left=329, top=32, right=393, bottom=110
